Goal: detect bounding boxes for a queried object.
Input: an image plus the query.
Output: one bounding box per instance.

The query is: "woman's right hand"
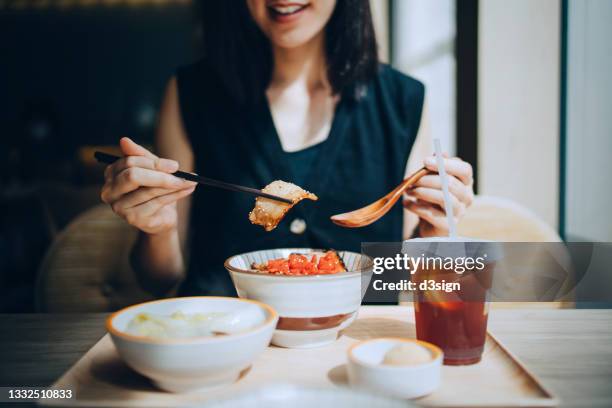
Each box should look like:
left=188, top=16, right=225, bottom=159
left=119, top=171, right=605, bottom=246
left=101, top=137, right=196, bottom=235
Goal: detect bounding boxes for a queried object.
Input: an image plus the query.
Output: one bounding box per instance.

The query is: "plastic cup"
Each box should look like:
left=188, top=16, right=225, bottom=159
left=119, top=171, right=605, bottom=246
left=403, top=237, right=501, bottom=365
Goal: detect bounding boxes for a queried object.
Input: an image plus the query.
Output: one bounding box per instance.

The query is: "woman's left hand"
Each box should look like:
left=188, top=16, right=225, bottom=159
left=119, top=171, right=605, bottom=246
left=403, top=154, right=474, bottom=237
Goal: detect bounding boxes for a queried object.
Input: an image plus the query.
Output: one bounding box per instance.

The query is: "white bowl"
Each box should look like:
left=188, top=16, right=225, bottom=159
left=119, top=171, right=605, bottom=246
left=225, top=249, right=371, bottom=348
left=347, top=338, right=443, bottom=399
left=107, top=296, right=278, bottom=393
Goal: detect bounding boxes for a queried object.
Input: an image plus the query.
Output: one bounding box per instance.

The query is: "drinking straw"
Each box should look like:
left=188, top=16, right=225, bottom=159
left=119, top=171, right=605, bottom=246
left=433, top=139, right=458, bottom=238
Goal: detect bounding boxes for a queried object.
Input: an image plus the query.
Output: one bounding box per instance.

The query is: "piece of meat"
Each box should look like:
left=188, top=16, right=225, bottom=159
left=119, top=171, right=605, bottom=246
left=249, top=180, right=318, bottom=231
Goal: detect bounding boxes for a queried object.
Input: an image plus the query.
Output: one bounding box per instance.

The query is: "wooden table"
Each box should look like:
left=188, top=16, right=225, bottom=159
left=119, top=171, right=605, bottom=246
left=0, top=308, right=611, bottom=407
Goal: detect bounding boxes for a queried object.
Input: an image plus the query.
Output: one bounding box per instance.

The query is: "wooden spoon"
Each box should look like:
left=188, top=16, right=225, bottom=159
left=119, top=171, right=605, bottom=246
left=330, top=167, right=431, bottom=228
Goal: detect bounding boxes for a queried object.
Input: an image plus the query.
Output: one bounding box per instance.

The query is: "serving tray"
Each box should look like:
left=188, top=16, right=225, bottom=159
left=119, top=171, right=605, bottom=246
left=43, top=306, right=557, bottom=407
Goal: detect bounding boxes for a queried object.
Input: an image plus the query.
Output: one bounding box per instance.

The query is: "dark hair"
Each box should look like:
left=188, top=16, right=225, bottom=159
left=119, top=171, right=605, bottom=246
left=197, top=0, right=379, bottom=104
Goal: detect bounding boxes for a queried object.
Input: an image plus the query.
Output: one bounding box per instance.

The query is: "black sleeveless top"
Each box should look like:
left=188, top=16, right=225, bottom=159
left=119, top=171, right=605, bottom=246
left=176, top=60, right=424, bottom=296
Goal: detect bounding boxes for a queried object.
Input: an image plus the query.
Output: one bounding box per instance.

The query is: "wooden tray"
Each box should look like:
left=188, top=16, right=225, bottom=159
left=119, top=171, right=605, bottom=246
left=43, top=307, right=557, bottom=407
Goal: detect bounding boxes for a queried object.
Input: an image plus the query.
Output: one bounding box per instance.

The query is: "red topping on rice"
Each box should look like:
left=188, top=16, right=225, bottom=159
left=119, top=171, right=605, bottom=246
left=251, top=251, right=346, bottom=276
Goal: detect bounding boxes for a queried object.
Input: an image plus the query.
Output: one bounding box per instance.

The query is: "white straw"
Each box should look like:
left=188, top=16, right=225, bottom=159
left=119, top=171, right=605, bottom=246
left=433, top=139, right=458, bottom=238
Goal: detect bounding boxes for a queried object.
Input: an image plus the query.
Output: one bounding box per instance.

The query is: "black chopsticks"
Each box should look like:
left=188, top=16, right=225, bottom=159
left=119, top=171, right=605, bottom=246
left=94, top=151, right=293, bottom=204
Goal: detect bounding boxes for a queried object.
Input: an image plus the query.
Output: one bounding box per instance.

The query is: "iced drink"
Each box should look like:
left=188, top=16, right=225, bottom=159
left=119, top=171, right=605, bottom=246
left=405, top=238, right=497, bottom=365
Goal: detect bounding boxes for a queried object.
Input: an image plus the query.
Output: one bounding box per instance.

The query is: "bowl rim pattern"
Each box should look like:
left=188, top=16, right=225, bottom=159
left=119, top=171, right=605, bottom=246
left=224, top=248, right=372, bottom=279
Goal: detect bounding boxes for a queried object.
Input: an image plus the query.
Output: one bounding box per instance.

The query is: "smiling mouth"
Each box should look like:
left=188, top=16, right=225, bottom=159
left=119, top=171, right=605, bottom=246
left=267, top=3, right=310, bottom=17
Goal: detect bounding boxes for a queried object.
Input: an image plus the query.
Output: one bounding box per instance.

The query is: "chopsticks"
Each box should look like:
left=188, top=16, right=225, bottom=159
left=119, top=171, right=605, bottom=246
left=94, top=151, right=293, bottom=204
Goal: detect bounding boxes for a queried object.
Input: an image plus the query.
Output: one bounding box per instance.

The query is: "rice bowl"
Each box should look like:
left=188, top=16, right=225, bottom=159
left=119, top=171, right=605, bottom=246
left=225, top=249, right=372, bottom=348
left=107, top=297, right=278, bottom=393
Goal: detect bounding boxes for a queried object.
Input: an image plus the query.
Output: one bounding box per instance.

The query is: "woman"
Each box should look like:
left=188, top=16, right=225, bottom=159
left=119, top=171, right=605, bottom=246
left=101, top=0, right=474, bottom=297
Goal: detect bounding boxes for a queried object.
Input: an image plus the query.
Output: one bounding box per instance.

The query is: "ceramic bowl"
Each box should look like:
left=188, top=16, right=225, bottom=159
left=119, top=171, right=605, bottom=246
left=107, top=296, right=278, bottom=393
left=225, top=249, right=371, bottom=348
left=347, top=338, right=443, bottom=399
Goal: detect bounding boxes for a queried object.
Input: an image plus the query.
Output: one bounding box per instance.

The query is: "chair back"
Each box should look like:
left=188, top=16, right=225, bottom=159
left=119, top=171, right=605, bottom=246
left=36, top=204, right=152, bottom=312
left=457, top=196, right=573, bottom=308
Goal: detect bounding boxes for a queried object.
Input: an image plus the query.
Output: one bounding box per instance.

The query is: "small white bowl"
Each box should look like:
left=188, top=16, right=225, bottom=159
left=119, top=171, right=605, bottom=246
left=347, top=338, right=443, bottom=399
left=107, top=296, right=278, bottom=393
left=225, top=249, right=371, bottom=348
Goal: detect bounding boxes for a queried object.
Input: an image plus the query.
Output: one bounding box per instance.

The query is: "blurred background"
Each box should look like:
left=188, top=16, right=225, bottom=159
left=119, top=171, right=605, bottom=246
left=1, top=0, right=611, bottom=312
